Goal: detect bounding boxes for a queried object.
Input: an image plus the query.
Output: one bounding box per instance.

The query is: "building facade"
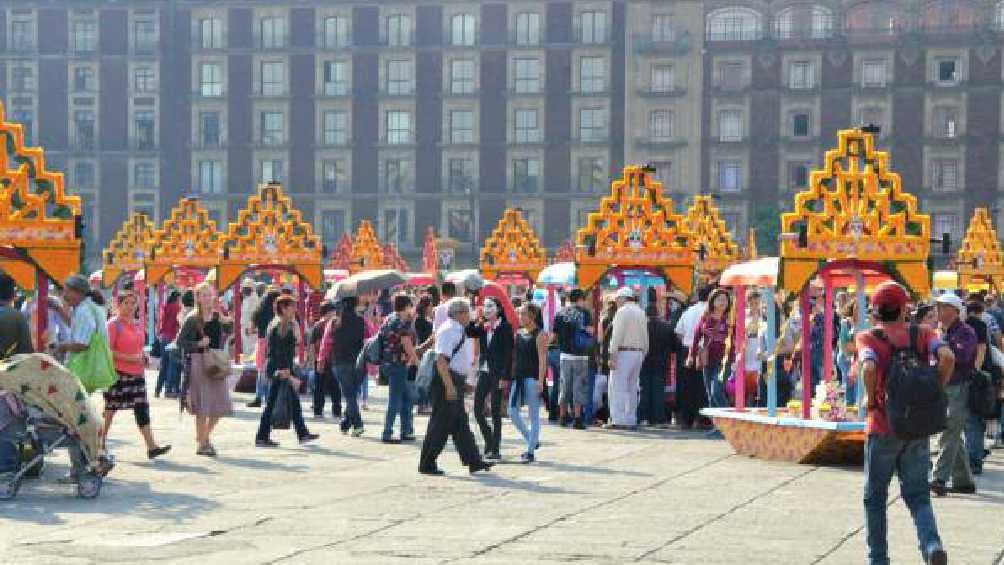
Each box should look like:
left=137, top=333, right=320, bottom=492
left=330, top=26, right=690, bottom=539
left=2, top=0, right=1003, bottom=265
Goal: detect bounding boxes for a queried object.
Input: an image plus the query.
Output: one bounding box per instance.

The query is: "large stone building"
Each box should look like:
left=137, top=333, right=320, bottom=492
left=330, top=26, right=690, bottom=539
left=2, top=0, right=1003, bottom=264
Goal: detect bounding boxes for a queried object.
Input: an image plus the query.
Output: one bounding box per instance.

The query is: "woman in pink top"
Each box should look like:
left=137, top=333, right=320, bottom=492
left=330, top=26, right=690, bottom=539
left=104, top=291, right=171, bottom=460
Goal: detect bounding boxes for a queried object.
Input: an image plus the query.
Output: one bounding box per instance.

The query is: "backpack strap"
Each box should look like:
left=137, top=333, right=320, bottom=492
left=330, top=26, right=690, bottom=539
left=908, top=324, right=919, bottom=355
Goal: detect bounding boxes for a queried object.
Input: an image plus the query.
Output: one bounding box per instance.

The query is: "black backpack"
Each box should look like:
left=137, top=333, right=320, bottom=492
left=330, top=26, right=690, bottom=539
left=872, top=325, right=947, bottom=441
left=969, top=369, right=998, bottom=418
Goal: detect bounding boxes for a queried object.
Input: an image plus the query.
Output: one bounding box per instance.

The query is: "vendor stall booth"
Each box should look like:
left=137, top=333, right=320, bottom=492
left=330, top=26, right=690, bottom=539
left=480, top=207, right=547, bottom=296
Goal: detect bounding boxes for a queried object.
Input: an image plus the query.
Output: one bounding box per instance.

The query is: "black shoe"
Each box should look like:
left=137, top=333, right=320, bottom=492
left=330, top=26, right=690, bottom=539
left=381, top=438, right=402, bottom=444
left=559, top=416, right=571, bottom=427
left=419, top=467, right=445, bottom=476
left=400, top=435, right=416, bottom=442
left=469, top=461, right=494, bottom=474
left=971, top=462, right=983, bottom=475
left=255, top=438, right=279, bottom=448
left=573, top=418, right=586, bottom=430
left=926, top=545, right=948, bottom=565
left=299, top=433, right=320, bottom=445
left=929, top=480, right=948, bottom=497
left=247, top=399, right=262, bottom=408
left=520, top=452, right=535, bottom=464
left=484, top=452, right=502, bottom=462
left=147, top=445, right=171, bottom=460
left=949, top=483, right=976, bottom=495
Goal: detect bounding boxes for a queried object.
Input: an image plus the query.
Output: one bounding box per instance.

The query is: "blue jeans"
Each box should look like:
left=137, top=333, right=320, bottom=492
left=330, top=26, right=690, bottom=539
left=583, top=368, right=597, bottom=425
left=965, top=413, right=986, bottom=469
left=255, top=368, right=271, bottom=402
left=702, top=362, right=727, bottom=409
left=382, top=364, right=413, bottom=440
left=155, top=345, right=181, bottom=395
left=509, top=377, right=541, bottom=455
left=863, top=434, right=942, bottom=565
left=334, top=363, right=363, bottom=432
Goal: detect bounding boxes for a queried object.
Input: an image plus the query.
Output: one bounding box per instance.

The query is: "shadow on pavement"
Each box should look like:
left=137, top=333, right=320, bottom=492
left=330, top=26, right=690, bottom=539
left=532, top=460, right=653, bottom=478
left=456, top=474, right=584, bottom=495
left=214, top=456, right=308, bottom=473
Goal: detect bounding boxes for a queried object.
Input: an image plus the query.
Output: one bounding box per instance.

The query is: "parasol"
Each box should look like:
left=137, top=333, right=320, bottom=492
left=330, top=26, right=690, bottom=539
left=445, top=269, right=485, bottom=292
left=326, top=269, right=406, bottom=300
left=536, top=262, right=576, bottom=287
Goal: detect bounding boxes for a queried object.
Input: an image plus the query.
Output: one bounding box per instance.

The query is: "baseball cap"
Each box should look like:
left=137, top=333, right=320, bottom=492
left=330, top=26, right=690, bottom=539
left=615, top=287, right=634, bottom=300
left=870, top=281, right=908, bottom=311
left=935, top=292, right=965, bottom=314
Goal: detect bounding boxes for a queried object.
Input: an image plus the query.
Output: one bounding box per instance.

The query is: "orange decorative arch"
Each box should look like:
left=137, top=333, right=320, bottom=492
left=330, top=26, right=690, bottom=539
left=219, top=182, right=323, bottom=290
left=686, top=195, right=739, bottom=277
left=480, top=208, right=547, bottom=281
left=422, top=227, right=438, bottom=274
left=575, top=165, right=695, bottom=293
left=779, top=127, right=931, bottom=294
left=102, top=213, right=156, bottom=286
left=0, top=101, right=82, bottom=289
left=327, top=233, right=353, bottom=270
left=350, top=220, right=385, bottom=273
left=146, top=197, right=222, bottom=286
left=383, top=243, right=409, bottom=272
left=553, top=240, right=575, bottom=264
left=956, top=207, right=1004, bottom=291
left=744, top=227, right=758, bottom=260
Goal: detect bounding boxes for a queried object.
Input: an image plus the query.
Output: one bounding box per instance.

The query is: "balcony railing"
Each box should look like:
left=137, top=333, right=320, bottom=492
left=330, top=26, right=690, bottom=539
left=632, top=30, right=691, bottom=54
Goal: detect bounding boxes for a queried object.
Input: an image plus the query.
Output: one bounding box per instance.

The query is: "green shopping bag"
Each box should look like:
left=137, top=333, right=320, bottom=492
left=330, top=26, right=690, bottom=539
left=65, top=302, right=118, bottom=393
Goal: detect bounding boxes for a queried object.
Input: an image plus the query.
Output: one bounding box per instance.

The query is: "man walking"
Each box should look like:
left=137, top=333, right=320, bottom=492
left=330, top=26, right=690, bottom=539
left=931, top=293, right=978, bottom=496
left=856, top=282, right=951, bottom=565
left=675, top=285, right=711, bottom=429
left=552, top=289, right=593, bottom=429
left=607, top=287, right=648, bottom=430
left=310, top=301, right=342, bottom=419
left=379, top=294, right=419, bottom=444
left=639, top=304, right=676, bottom=428
left=239, top=279, right=259, bottom=358
left=321, top=297, right=366, bottom=436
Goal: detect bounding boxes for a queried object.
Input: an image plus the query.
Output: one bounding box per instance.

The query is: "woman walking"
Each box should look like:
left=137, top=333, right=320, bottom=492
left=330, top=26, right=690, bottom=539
left=155, top=290, right=182, bottom=398
left=176, top=282, right=232, bottom=456
left=471, top=297, right=514, bottom=461
left=688, top=288, right=733, bottom=410
left=249, top=288, right=281, bottom=408
left=104, top=291, right=171, bottom=459
left=509, top=303, right=549, bottom=464
left=256, top=295, right=319, bottom=447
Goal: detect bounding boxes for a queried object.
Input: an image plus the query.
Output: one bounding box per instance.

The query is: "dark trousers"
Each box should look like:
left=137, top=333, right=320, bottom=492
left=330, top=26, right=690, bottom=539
left=419, top=371, right=481, bottom=471
left=639, top=367, right=667, bottom=425
left=547, top=349, right=561, bottom=420
left=675, top=355, right=705, bottom=427
left=334, top=363, right=363, bottom=431
left=474, top=371, right=502, bottom=455
left=256, top=380, right=309, bottom=441
left=312, top=366, right=342, bottom=417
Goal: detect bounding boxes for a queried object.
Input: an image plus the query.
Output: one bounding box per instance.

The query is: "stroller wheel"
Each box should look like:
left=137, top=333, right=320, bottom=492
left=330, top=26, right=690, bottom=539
left=77, top=473, right=102, bottom=499
left=0, top=474, right=22, bottom=501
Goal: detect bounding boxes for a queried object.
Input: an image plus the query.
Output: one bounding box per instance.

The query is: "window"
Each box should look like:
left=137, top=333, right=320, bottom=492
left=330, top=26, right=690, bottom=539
left=131, top=192, right=156, bottom=220
left=858, top=106, right=885, bottom=131
left=73, top=67, right=96, bottom=92
left=71, top=20, right=97, bottom=53
left=199, top=63, right=223, bottom=96
left=652, top=14, right=674, bottom=41
left=321, top=210, right=347, bottom=242
left=651, top=65, right=675, bottom=93
left=10, top=17, right=35, bottom=52
left=133, top=111, right=155, bottom=150
left=74, top=111, right=96, bottom=150
left=999, top=2, right=1004, bottom=30
left=322, top=61, right=349, bottom=95
left=650, top=161, right=672, bottom=186
left=196, top=160, right=222, bottom=193
left=260, top=16, right=286, bottom=49
left=577, top=157, right=605, bottom=193
left=199, top=112, right=221, bottom=147
left=579, top=108, right=606, bottom=142
left=706, top=8, right=761, bottom=41
left=384, top=159, right=412, bottom=193
left=11, top=110, right=34, bottom=146
left=133, top=19, right=157, bottom=52
left=386, top=15, right=412, bottom=46
left=385, top=111, right=412, bottom=144
left=382, top=208, right=410, bottom=246
left=513, top=158, right=541, bottom=193
left=259, top=159, right=284, bottom=183
left=774, top=6, right=832, bottom=39
left=788, top=162, right=810, bottom=189
left=260, top=111, right=284, bottom=145
left=320, top=161, right=345, bottom=194
left=932, top=106, right=959, bottom=138
left=450, top=59, right=476, bottom=94
left=789, top=61, right=814, bottom=89
left=649, top=110, right=673, bottom=141
left=514, top=109, right=541, bottom=143
left=514, top=12, right=541, bottom=45
left=932, top=213, right=960, bottom=241
left=12, top=66, right=34, bottom=92
left=792, top=112, right=810, bottom=138
left=198, top=17, right=224, bottom=49
left=447, top=208, right=473, bottom=242
left=321, top=16, right=350, bottom=48
left=862, top=60, right=887, bottom=88
left=578, top=10, right=607, bottom=43
left=322, top=111, right=348, bottom=145
left=450, top=111, right=474, bottom=144
left=134, top=162, right=156, bottom=189
left=260, top=61, right=285, bottom=96
left=450, top=14, right=477, bottom=46
left=716, top=62, right=745, bottom=90
left=579, top=57, right=605, bottom=93
left=513, top=58, right=541, bottom=93
left=718, top=109, right=743, bottom=142
left=717, top=161, right=742, bottom=192
left=447, top=158, right=475, bottom=193
left=386, top=60, right=413, bottom=95
left=937, top=59, right=959, bottom=84
left=74, top=162, right=96, bottom=190
left=133, top=67, right=156, bottom=93
left=931, top=159, right=959, bottom=191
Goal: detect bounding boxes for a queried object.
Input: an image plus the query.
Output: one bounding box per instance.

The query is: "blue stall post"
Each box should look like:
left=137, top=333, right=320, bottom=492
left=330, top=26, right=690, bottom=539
left=763, top=285, right=777, bottom=416
left=853, top=271, right=867, bottom=417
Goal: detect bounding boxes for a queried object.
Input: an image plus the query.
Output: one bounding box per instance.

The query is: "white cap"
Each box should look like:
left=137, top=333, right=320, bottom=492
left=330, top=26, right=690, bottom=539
left=615, top=287, right=634, bottom=300
left=935, top=293, right=965, bottom=315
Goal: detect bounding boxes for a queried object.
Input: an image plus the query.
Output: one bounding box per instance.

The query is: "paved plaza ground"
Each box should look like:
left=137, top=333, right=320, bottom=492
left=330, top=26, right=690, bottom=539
left=1, top=375, right=1002, bottom=565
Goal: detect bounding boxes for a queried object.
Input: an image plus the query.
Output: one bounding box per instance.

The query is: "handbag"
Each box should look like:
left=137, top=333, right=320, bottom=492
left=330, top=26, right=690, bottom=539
left=203, top=348, right=231, bottom=380
left=270, top=380, right=294, bottom=430
left=66, top=302, right=118, bottom=393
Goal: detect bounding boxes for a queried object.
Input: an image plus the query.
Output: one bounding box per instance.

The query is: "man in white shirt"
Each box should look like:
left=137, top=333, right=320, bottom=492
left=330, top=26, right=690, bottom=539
left=432, top=281, right=457, bottom=332
left=607, top=287, right=648, bottom=430
left=674, top=285, right=711, bottom=429
left=418, top=298, right=493, bottom=476
left=239, top=279, right=260, bottom=358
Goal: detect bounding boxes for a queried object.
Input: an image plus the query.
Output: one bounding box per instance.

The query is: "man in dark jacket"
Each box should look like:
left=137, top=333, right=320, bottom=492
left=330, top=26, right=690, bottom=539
left=311, top=301, right=342, bottom=419
left=640, top=305, right=677, bottom=428
left=321, top=296, right=366, bottom=436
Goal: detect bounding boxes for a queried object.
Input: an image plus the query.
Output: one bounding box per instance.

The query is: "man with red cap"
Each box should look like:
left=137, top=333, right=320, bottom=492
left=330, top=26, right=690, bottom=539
left=855, top=281, right=953, bottom=565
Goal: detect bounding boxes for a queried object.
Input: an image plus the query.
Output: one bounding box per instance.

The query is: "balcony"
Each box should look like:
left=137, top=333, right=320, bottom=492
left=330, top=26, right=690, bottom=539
left=634, top=135, right=687, bottom=149
left=192, top=88, right=225, bottom=100
left=572, top=29, right=611, bottom=46
left=6, top=41, right=37, bottom=55
left=705, top=30, right=763, bottom=43
left=379, top=84, right=416, bottom=97
left=131, top=41, right=159, bottom=56
left=71, top=136, right=97, bottom=152
left=632, top=30, right=691, bottom=55
left=511, top=178, right=541, bottom=195
left=507, top=32, right=546, bottom=48
left=572, top=134, right=609, bottom=146
left=377, top=135, right=415, bottom=147
left=636, top=86, right=687, bottom=98
left=319, top=82, right=352, bottom=98
left=130, top=138, right=158, bottom=152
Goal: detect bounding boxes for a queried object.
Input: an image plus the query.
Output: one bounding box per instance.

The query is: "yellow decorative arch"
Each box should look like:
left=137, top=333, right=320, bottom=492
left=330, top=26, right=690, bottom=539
left=779, top=127, right=931, bottom=294
left=575, top=165, right=695, bottom=293
left=956, top=207, right=1004, bottom=291
left=146, top=198, right=222, bottom=286
left=219, top=182, right=323, bottom=290
left=0, top=101, right=81, bottom=289
left=102, top=213, right=155, bottom=286
left=686, top=195, right=739, bottom=277
left=480, top=208, right=547, bottom=280
left=350, top=220, right=385, bottom=273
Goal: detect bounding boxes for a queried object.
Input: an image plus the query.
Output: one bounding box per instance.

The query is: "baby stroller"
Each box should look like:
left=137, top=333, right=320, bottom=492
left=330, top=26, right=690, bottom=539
left=0, top=354, right=112, bottom=500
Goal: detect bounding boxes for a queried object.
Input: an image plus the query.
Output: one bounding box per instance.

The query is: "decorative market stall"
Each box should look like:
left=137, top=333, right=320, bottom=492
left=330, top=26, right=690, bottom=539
left=479, top=207, right=547, bottom=293
left=0, top=101, right=82, bottom=348
left=327, top=233, right=354, bottom=271
left=703, top=126, right=932, bottom=465
left=552, top=240, right=575, bottom=264
left=145, top=197, right=222, bottom=288
left=383, top=243, right=409, bottom=273
left=350, top=220, right=385, bottom=274
left=421, top=227, right=438, bottom=275
left=685, top=195, right=740, bottom=282
left=101, top=213, right=156, bottom=336
left=955, top=207, right=1004, bottom=292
